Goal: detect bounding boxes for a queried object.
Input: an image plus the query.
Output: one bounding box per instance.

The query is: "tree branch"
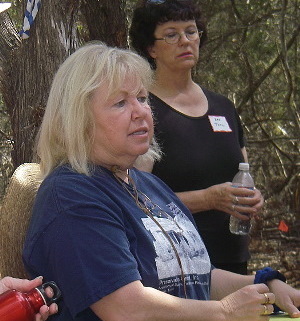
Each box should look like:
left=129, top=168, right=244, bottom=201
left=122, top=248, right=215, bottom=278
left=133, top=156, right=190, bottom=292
left=237, top=22, right=300, bottom=112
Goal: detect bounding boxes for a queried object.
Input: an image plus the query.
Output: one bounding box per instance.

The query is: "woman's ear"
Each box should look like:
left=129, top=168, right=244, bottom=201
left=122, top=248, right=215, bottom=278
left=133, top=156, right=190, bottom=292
left=147, top=46, right=157, bottom=59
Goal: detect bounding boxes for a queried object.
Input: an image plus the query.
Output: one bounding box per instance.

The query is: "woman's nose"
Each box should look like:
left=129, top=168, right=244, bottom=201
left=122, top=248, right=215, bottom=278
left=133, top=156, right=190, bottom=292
left=178, top=32, right=190, bottom=44
left=132, top=100, right=149, bottom=118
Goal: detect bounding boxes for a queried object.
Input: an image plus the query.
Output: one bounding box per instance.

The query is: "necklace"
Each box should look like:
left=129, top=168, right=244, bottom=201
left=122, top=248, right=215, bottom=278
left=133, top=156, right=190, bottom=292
left=112, top=166, right=188, bottom=298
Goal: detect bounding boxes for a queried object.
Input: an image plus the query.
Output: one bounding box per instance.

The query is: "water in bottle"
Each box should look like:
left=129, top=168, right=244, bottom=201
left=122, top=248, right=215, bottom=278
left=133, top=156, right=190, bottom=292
left=229, top=162, right=255, bottom=235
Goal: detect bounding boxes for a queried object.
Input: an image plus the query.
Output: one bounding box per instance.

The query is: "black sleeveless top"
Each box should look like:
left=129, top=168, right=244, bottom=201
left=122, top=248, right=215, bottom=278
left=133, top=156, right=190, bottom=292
left=150, top=87, right=250, bottom=263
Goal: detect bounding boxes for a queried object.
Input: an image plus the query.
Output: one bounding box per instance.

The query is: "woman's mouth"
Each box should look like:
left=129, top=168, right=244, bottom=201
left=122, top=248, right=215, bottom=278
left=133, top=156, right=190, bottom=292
left=177, top=52, right=193, bottom=58
left=131, top=130, right=147, bottom=135
left=129, top=127, right=148, bottom=136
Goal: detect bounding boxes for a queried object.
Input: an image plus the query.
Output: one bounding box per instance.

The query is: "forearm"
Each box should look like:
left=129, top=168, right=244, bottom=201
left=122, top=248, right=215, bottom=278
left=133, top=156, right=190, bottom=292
left=211, top=269, right=255, bottom=300
left=177, top=183, right=262, bottom=218
left=91, top=281, right=225, bottom=321
left=176, top=188, right=214, bottom=213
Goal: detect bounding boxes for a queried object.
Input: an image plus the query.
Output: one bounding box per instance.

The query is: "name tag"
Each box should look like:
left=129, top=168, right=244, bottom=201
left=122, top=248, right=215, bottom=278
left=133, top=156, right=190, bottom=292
left=208, top=115, right=232, bottom=132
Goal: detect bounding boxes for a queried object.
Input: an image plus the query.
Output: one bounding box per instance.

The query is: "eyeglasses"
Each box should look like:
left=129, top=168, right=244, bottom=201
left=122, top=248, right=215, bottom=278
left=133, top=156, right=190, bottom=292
left=155, top=30, right=203, bottom=44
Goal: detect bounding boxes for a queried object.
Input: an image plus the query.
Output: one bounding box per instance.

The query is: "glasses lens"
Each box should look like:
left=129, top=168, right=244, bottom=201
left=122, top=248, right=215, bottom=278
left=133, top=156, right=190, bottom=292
left=186, top=32, right=199, bottom=41
left=165, top=34, right=180, bottom=44
left=164, top=31, right=200, bottom=44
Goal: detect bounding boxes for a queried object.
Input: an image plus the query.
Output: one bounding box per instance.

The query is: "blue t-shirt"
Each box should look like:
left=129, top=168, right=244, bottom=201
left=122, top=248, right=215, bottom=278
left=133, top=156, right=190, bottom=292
left=23, top=165, right=212, bottom=320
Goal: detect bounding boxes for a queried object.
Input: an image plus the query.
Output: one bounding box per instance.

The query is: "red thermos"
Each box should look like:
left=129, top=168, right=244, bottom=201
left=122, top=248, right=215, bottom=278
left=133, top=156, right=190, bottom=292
left=0, top=281, right=61, bottom=321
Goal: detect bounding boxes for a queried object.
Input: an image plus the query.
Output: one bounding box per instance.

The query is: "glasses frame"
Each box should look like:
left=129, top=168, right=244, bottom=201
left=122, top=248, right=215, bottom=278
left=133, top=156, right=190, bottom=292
left=155, top=30, right=203, bottom=45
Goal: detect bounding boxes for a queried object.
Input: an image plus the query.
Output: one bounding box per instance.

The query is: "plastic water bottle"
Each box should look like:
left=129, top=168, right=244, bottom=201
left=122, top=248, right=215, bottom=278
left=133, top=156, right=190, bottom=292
left=229, top=162, right=255, bottom=235
left=0, top=281, right=61, bottom=321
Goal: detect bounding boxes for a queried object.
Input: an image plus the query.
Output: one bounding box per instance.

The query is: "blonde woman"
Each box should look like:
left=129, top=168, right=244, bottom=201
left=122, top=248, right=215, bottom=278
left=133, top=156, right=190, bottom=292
left=23, top=42, right=300, bottom=321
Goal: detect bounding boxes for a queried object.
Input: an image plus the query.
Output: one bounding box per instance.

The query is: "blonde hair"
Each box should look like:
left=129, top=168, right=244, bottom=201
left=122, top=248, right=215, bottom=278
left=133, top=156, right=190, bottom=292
left=36, top=42, right=161, bottom=177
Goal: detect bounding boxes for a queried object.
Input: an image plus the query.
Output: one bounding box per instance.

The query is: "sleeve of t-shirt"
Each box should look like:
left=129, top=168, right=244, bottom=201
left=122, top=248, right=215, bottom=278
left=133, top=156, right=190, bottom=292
left=27, top=175, right=141, bottom=318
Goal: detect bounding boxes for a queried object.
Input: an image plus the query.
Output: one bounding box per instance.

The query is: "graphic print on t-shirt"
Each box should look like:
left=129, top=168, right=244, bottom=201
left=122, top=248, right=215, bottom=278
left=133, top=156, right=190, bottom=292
left=141, top=202, right=211, bottom=294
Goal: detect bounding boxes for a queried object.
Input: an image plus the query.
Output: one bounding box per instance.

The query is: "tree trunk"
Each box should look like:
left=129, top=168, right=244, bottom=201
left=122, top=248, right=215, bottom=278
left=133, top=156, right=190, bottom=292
left=0, top=0, right=127, bottom=168
left=81, top=0, right=127, bottom=47
left=0, top=0, right=80, bottom=167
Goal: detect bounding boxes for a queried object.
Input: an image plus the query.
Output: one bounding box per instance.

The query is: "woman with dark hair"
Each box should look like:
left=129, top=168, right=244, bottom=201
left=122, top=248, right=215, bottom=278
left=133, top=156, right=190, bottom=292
left=130, top=0, right=207, bottom=69
left=130, top=0, right=264, bottom=275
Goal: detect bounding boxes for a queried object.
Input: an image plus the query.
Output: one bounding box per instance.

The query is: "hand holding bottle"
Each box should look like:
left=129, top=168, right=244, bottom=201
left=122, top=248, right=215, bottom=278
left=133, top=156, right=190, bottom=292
left=204, top=182, right=263, bottom=219
left=230, top=188, right=263, bottom=217
left=0, top=276, right=60, bottom=321
left=229, top=163, right=262, bottom=235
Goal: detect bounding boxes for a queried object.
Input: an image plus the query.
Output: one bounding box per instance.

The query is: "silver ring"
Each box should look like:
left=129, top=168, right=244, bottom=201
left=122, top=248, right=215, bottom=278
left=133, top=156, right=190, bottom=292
left=232, top=204, right=236, bottom=211
left=234, top=196, right=239, bottom=204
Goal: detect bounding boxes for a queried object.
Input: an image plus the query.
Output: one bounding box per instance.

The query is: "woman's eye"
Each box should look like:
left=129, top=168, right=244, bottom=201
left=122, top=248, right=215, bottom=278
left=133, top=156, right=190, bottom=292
left=137, top=96, right=147, bottom=104
left=114, top=100, right=126, bottom=108
left=187, top=29, right=197, bottom=35
left=165, top=33, right=177, bottom=39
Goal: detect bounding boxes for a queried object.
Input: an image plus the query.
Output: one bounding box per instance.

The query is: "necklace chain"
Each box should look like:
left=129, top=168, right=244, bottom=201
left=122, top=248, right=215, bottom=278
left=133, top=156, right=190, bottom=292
left=112, top=166, right=188, bottom=298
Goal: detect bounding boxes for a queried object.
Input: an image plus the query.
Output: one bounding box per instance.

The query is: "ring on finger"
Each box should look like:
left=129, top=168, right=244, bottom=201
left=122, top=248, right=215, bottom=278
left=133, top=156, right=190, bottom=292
left=263, top=293, right=271, bottom=305
left=262, top=304, right=269, bottom=315
left=232, top=204, right=236, bottom=211
left=234, top=196, right=239, bottom=204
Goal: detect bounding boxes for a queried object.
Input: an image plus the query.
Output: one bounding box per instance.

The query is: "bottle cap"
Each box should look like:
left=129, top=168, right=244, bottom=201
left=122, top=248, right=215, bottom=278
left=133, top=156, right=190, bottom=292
left=238, top=162, right=249, bottom=171
left=36, top=281, right=61, bottom=306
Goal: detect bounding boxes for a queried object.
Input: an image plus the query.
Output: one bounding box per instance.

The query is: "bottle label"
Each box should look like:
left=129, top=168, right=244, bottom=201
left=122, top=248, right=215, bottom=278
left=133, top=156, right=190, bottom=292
left=232, top=185, right=254, bottom=190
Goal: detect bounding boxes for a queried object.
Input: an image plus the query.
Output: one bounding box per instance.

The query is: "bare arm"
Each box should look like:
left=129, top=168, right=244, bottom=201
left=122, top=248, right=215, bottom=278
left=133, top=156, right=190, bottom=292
left=210, top=268, right=255, bottom=300
left=91, top=281, right=224, bottom=321
left=90, top=274, right=300, bottom=321
left=90, top=279, right=275, bottom=321
left=137, top=147, right=263, bottom=218
left=176, top=146, right=261, bottom=217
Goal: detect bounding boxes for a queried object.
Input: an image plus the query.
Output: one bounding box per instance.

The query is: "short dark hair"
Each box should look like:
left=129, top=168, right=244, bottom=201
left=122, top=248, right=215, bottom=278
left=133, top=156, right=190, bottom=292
left=129, top=0, right=207, bottom=69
